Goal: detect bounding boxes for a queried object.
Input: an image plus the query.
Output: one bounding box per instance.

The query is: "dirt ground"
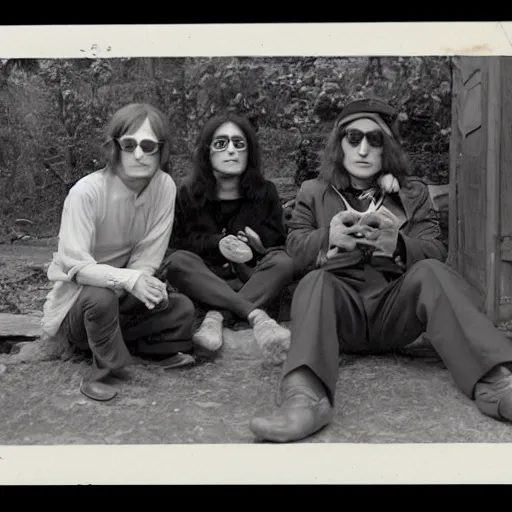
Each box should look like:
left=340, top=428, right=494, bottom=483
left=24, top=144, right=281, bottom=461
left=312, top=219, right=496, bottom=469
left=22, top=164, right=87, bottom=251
left=1, top=241, right=512, bottom=445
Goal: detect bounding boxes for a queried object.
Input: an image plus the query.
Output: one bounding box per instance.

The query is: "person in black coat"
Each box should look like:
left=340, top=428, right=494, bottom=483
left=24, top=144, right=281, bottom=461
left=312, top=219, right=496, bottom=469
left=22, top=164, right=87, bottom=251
left=164, top=113, right=298, bottom=364
left=249, top=98, right=512, bottom=443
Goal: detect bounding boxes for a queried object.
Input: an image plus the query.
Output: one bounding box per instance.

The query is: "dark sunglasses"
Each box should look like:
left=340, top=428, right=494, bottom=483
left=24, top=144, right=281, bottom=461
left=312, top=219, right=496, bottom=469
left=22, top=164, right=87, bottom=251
left=211, top=135, right=247, bottom=152
left=116, top=138, right=162, bottom=155
left=342, top=128, right=384, bottom=148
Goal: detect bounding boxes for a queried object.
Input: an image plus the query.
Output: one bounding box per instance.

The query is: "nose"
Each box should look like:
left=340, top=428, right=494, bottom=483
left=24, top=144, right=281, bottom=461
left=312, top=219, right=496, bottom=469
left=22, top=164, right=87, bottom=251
left=134, top=144, right=144, bottom=160
left=226, top=140, right=236, bottom=154
left=357, top=137, right=369, bottom=156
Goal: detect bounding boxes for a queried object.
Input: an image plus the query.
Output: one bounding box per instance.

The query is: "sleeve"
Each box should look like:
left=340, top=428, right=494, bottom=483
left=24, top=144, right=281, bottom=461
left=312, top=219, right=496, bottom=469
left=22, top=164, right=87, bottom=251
left=285, top=182, right=328, bottom=270
left=125, top=175, right=176, bottom=276
left=47, top=181, right=141, bottom=292
left=399, top=181, right=448, bottom=268
left=169, top=187, right=224, bottom=256
left=285, top=181, right=358, bottom=272
left=256, top=181, right=288, bottom=249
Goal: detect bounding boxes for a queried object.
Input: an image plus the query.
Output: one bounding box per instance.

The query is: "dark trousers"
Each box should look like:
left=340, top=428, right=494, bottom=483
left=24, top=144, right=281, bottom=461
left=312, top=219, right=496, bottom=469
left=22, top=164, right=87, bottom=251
left=61, top=285, right=195, bottom=380
left=166, top=249, right=297, bottom=321
left=283, top=258, right=512, bottom=403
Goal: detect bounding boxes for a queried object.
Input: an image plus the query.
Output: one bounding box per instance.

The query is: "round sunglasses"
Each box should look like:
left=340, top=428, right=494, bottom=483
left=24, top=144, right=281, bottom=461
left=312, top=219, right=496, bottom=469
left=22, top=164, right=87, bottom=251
left=210, top=135, right=248, bottom=152
left=342, top=128, right=384, bottom=148
left=116, top=137, right=162, bottom=155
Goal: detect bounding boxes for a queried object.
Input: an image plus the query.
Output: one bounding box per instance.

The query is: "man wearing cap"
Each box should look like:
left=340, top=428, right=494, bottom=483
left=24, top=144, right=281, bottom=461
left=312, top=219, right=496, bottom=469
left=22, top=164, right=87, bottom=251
left=249, top=97, right=512, bottom=442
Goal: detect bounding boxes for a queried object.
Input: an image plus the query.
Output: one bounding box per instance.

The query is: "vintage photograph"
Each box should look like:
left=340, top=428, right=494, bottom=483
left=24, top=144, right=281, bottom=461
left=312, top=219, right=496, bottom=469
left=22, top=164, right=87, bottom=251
left=0, top=22, right=511, bottom=484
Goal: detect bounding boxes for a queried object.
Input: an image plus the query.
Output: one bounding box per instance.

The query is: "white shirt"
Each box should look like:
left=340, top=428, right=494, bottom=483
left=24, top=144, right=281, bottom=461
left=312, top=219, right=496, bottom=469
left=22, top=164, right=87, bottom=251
left=41, top=166, right=176, bottom=338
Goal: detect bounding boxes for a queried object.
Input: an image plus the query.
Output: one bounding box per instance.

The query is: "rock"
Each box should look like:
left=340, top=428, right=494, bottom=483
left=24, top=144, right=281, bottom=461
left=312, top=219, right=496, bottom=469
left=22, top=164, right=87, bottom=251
left=0, top=313, right=42, bottom=339
left=195, top=401, right=222, bottom=409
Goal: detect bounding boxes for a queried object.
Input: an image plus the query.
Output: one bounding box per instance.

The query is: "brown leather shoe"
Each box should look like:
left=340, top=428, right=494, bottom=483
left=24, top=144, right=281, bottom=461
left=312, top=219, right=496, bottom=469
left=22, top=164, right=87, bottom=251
left=475, top=365, right=512, bottom=421
left=109, top=368, right=133, bottom=380
left=249, top=385, right=334, bottom=442
left=80, top=378, right=117, bottom=402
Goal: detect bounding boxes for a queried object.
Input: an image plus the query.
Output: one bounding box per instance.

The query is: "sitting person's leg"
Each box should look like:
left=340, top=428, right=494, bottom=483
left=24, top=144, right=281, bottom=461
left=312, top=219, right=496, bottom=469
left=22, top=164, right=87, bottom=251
left=166, top=249, right=290, bottom=362
left=367, top=258, right=512, bottom=421
left=236, top=249, right=297, bottom=311
left=235, top=249, right=298, bottom=362
left=119, top=290, right=195, bottom=366
left=166, top=249, right=255, bottom=319
left=250, top=267, right=368, bottom=442
left=62, top=285, right=133, bottom=401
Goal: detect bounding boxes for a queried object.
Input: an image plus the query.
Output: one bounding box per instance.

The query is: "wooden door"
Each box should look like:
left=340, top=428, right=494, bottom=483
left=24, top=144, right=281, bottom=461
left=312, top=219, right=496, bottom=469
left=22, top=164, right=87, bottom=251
left=497, top=57, right=512, bottom=323
left=449, top=56, right=501, bottom=323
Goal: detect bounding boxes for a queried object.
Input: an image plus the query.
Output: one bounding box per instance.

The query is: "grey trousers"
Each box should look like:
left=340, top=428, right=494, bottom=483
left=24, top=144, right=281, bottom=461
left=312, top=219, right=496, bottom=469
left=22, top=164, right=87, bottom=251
left=166, top=248, right=297, bottom=321
left=61, top=285, right=195, bottom=380
left=283, top=258, right=512, bottom=403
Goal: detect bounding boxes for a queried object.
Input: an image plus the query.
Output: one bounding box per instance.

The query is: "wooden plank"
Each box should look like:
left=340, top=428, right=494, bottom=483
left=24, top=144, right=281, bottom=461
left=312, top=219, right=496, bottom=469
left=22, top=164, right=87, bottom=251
left=0, top=313, right=42, bottom=338
left=459, top=56, right=482, bottom=85
left=498, top=57, right=512, bottom=320
left=500, top=57, right=512, bottom=242
left=458, top=131, right=487, bottom=295
left=462, top=78, right=482, bottom=137
left=448, top=56, right=462, bottom=269
left=485, top=57, right=502, bottom=324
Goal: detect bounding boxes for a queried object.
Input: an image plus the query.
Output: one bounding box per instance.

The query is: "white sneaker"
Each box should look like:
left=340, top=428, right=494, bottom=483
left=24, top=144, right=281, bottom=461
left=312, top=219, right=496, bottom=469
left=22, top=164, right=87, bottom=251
left=192, top=311, right=224, bottom=352
left=249, top=309, right=291, bottom=365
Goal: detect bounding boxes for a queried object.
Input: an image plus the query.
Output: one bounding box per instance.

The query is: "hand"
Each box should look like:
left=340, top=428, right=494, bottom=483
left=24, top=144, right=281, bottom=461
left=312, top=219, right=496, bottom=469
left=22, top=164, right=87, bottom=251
left=394, top=255, right=406, bottom=270
left=378, top=173, right=400, bottom=194
left=236, top=231, right=249, bottom=244
left=131, top=274, right=168, bottom=310
left=328, top=210, right=363, bottom=253
left=357, top=210, right=400, bottom=257
left=219, top=234, right=253, bottom=263
left=242, top=226, right=266, bottom=254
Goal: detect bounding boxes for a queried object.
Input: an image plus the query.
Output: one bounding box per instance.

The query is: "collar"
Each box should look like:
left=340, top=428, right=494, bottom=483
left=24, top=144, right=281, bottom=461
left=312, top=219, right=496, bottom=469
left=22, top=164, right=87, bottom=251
left=108, top=167, right=156, bottom=206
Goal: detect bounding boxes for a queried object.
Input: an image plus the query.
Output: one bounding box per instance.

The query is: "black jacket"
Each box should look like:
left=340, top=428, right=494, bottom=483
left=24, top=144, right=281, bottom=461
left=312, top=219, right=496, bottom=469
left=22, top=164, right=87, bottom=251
left=169, top=179, right=287, bottom=269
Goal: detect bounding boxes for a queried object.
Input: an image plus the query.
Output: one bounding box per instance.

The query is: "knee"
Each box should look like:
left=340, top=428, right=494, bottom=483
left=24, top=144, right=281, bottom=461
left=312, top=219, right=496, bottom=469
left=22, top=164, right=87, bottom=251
left=270, top=251, right=297, bottom=278
left=166, top=249, right=198, bottom=271
left=82, top=286, right=118, bottom=318
left=296, top=268, right=328, bottom=290
left=407, top=258, right=449, bottom=284
left=172, top=294, right=196, bottom=324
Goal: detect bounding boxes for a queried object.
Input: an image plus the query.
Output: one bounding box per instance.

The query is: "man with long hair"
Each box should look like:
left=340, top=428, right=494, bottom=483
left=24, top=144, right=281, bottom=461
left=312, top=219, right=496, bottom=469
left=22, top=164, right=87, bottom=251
left=42, top=103, right=196, bottom=402
left=164, top=113, right=297, bottom=364
left=249, top=98, right=512, bottom=442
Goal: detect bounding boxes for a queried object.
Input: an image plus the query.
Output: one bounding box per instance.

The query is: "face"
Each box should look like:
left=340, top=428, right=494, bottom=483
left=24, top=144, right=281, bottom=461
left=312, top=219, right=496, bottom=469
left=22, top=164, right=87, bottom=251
left=341, top=118, right=384, bottom=184
left=116, top=117, right=161, bottom=189
left=209, top=122, right=248, bottom=177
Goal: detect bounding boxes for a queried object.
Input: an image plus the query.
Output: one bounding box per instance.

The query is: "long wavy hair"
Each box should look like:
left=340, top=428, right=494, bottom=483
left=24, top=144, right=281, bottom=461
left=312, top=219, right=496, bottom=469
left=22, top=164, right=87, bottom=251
left=318, top=116, right=412, bottom=190
left=181, top=113, right=266, bottom=209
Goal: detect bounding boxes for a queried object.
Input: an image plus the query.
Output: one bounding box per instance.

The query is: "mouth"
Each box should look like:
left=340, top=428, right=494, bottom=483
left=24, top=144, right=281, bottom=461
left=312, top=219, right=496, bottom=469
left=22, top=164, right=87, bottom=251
left=355, top=161, right=371, bottom=166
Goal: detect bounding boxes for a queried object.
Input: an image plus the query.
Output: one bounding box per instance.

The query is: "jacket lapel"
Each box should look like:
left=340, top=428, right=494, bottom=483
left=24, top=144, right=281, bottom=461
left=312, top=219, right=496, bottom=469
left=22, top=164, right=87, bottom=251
left=381, top=193, right=408, bottom=229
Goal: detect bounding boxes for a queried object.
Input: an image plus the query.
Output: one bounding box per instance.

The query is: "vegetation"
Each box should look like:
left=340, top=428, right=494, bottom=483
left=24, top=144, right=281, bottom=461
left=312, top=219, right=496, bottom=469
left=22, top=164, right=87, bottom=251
left=0, top=56, right=452, bottom=242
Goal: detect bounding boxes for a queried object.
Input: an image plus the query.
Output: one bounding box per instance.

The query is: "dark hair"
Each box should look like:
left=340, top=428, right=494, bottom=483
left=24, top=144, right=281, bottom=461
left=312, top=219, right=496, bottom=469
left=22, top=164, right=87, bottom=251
left=102, top=103, right=172, bottom=171
left=182, top=113, right=266, bottom=208
left=318, top=117, right=412, bottom=190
